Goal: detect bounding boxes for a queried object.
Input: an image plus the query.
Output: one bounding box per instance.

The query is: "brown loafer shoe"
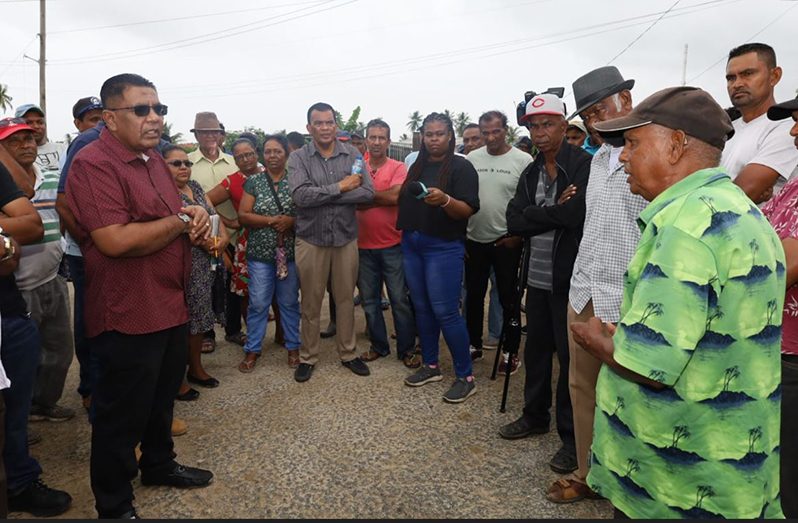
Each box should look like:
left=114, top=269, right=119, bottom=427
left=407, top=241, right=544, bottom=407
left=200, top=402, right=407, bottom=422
left=546, top=478, right=601, bottom=504
left=359, top=348, right=387, bottom=362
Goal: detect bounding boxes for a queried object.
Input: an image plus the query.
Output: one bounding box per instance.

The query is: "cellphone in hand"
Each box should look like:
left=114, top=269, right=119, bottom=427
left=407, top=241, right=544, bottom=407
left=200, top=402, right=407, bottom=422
left=415, top=182, right=430, bottom=199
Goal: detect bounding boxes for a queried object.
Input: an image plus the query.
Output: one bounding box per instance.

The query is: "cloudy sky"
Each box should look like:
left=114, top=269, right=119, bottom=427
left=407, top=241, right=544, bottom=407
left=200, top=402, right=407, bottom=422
left=1, top=0, right=796, bottom=143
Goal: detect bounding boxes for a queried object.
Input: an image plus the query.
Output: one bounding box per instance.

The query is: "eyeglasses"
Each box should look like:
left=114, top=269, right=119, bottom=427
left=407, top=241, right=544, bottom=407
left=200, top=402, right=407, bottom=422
left=234, top=151, right=257, bottom=161
left=167, top=159, right=193, bottom=168
left=106, top=104, right=168, bottom=117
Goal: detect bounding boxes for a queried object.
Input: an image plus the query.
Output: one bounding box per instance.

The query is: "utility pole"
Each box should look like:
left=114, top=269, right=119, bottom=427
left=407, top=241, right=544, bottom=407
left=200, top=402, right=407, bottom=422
left=681, top=44, right=688, bottom=86
left=38, top=0, right=46, bottom=115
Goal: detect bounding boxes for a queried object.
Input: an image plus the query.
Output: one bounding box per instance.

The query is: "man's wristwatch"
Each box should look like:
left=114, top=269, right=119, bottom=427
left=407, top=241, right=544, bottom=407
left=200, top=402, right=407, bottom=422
left=0, top=226, right=14, bottom=263
left=177, top=212, right=191, bottom=231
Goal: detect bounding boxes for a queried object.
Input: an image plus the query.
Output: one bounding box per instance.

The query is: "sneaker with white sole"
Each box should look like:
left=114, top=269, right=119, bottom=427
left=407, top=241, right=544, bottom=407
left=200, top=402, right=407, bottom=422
left=498, top=353, right=521, bottom=376
left=469, top=345, right=483, bottom=361
left=404, top=365, right=442, bottom=387
left=442, top=378, right=477, bottom=403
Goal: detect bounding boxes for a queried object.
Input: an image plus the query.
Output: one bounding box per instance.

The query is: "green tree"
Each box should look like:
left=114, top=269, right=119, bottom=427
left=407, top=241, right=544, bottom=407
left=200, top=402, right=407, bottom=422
left=706, top=307, right=724, bottom=331
left=722, top=366, right=740, bottom=392
left=162, top=121, right=183, bottom=144
left=624, top=458, right=640, bottom=477
left=767, top=299, right=778, bottom=325
left=671, top=425, right=690, bottom=449
left=506, top=125, right=522, bottom=144
left=222, top=126, right=269, bottom=156
left=748, top=426, right=763, bottom=454
left=339, top=106, right=362, bottom=134
left=407, top=111, right=422, bottom=133
left=695, top=485, right=715, bottom=509
left=454, top=112, right=471, bottom=137
left=640, top=303, right=664, bottom=325
left=612, top=396, right=625, bottom=416
left=0, top=84, right=12, bottom=113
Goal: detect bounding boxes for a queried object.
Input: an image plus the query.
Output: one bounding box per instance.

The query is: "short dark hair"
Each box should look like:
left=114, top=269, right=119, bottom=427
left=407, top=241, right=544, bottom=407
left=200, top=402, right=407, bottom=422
left=463, top=122, right=481, bottom=133
left=238, top=132, right=261, bottom=152
left=100, top=73, right=156, bottom=106
left=366, top=119, right=390, bottom=139
left=160, top=144, right=183, bottom=158
left=728, top=42, right=777, bottom=69
left=232, top=137, right=258, bottom=154
left=262, top=134, right=290, bottom=156
left=306, top=102, right=335, bottom=124
left=286, top=131, right=306, bottom=149
left=478, top=111, right=507, bottom=128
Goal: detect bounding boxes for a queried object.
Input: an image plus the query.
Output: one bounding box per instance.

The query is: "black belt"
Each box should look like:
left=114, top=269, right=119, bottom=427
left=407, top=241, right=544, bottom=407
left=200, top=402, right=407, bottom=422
left=783, top=353, right=798, bottom=364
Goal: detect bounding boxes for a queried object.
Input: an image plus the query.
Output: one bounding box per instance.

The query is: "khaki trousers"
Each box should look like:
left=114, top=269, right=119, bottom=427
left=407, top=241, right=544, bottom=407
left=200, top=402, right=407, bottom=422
left=295, top=238, right=359, bottom=365
left=567, top=299, right=602, bottom=483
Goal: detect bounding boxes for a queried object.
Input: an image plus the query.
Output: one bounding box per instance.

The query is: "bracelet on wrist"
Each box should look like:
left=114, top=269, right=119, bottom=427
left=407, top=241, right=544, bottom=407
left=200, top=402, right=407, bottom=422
left=441, top=194, right=452, bottom=208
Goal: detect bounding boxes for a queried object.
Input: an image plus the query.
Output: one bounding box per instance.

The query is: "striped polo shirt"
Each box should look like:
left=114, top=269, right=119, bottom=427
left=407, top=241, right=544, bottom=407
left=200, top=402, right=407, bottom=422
left=527, top=165, right=557, bottom=290
left=15, top=166, right=64, bottom=291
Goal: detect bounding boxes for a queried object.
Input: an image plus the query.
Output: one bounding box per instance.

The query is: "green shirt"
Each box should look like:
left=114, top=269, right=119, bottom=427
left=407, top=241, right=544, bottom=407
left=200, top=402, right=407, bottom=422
left=588, top=168, right=784, bottom=519
left=243, top=173, right=295, bottom=264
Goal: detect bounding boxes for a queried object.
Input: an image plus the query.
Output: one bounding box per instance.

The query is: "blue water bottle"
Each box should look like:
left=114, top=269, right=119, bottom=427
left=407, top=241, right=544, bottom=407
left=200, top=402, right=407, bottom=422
left=352, top=155, right=364, bottom=176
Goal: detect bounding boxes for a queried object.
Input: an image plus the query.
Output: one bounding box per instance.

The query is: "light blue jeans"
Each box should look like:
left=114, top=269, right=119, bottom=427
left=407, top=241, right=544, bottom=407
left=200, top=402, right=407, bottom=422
left=244, top=260, right=300, bottom=354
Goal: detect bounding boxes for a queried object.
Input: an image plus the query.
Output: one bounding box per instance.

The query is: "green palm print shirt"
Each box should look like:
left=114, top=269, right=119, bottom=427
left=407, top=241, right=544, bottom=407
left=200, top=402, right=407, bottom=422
left=588, top=168, right=785, bottom=519
left=243, top=172, right=296, bottom=264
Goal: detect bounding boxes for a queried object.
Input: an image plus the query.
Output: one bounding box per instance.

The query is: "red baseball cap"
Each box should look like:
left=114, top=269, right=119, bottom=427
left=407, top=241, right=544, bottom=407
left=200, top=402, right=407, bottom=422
left=0, top=117, right=35, bottom=141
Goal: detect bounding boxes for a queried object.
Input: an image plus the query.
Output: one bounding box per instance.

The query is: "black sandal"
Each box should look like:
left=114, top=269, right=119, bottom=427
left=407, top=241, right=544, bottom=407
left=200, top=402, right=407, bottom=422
left=176, top=388, right=199, bottom=401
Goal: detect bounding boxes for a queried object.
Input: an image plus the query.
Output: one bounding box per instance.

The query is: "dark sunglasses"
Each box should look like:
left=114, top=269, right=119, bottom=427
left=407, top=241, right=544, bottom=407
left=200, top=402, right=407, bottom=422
left=106, top=104, right=168, bottom=117
left=167, top=160, right=193, bottom=168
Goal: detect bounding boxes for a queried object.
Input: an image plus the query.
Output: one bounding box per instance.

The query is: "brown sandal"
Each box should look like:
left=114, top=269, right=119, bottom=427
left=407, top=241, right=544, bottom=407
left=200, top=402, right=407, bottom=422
left=545, top=478, right=601, bottom=504
left=238, top=353, right=259, bottom=373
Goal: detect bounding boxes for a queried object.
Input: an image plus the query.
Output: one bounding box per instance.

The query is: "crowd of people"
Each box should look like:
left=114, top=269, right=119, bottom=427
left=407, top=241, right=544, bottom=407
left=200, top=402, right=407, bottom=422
left=0, top=40, right=796, bottom=519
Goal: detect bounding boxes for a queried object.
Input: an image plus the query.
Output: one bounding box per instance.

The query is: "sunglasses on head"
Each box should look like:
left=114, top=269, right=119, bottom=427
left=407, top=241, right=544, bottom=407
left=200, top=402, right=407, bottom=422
left=106, top=104, right=168, bottom=117
left=167, top=160, right=193, bottom=168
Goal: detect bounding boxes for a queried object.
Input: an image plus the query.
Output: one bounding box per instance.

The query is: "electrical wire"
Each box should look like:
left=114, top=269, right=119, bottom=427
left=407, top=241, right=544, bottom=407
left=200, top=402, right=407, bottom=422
left=607, top=0, right=681, bottom=65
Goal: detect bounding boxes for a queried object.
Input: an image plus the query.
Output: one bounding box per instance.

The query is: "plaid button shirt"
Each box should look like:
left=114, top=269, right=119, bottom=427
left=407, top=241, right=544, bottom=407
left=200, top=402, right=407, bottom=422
left=568, top=144, right=648, bottom=322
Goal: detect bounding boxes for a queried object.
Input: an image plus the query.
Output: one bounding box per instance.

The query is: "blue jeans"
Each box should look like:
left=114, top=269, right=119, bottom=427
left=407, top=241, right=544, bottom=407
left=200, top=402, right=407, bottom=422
left=67, top=254, right=99, bottom=400
left=402, top=231, right=472, bottom=378
left=1, top=314, right=43, bottom=491
left=244, top=260, right=300, bottom=354
left=357, top=244, right=416, bottom=358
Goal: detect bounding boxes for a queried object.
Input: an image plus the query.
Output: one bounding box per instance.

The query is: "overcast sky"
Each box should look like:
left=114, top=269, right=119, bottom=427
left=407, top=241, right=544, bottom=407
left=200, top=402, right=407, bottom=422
left=1, top=0, right=796, bottom=143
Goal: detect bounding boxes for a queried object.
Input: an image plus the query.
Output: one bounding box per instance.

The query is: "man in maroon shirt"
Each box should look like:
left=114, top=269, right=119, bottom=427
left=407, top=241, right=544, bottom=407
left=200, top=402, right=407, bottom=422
left=66, top=73, right=213, bottom=519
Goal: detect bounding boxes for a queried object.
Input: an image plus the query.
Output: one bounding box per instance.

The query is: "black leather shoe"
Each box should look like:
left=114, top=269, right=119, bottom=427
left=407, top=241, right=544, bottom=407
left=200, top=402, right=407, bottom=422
left=320, top=322, right=336, bottom=339
left=187, top=374, right=220, bottom=388
left=294, top=363, right=314, bottom=382
left=117, top=508, right=140, bottom=519
left=342, top=358, right=370, bottom=376
left=8, top=478, right=72, bottom=517
left=549, top=445, right=578, bottom=474
left=176, top=388, right=199, bottom=401
left=140, top=463, right=213, bottom=488
left=498, top=415, right=549, bottom=440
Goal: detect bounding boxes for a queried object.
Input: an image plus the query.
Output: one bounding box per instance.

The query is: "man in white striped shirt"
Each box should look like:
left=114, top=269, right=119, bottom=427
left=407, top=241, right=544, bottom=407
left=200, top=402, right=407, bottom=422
left=1, top=118, right=74, bottom=424
left=545, top=66, right=648, bottom=504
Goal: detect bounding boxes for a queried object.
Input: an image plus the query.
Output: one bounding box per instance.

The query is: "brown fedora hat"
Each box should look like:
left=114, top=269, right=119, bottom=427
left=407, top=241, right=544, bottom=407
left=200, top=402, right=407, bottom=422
left=190, top=112, right=224, bottom=132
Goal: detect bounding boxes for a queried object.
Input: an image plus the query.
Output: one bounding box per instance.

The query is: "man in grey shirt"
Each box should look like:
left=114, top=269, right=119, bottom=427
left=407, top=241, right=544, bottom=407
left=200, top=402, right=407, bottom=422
left=288, top=102, right=374, bottom=382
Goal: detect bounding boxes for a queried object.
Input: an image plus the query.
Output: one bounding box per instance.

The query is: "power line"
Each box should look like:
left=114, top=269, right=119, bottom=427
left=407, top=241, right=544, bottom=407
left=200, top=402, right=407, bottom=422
left=687, top=1, right=797, bottom=83
left=49, top=0, right=356, bottom=64
left=49, top=1, right=326, bottom=35
left=607, top=0, right=681, bottom=65
left=160, top=0, right=735, bottom=97
left=170, top=0, right=737, bottom=101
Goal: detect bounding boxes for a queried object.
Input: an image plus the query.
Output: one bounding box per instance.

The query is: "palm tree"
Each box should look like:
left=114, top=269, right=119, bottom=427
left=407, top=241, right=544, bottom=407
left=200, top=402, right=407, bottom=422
left=695, top=485, right=716, bottom=509
left=671, top=425, right=690, bottom=449
left=612, top=396, right=625, bottom=416
left=624, top=458, right=640, bottom=477
left=162, top=121, right=183, bottom=144
left=640, top=302, right=664, bottom=325
left=0, top=84, right=13, bottom=113
left=722, top=366, right=740, bottom=392
left=454, top=112, right=471, bottom=137
left=506, top=125, right=522, bottom=144
left=407, top=111, right=422, bottom=133
left=748, top=426, right=763, bottom=453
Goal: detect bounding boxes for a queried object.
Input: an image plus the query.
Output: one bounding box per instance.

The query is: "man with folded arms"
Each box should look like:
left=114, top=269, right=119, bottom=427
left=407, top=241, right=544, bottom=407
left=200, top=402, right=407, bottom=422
left=67, top=73, right=213, bottom=519
left=579, top=86, right=783, bottom=518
